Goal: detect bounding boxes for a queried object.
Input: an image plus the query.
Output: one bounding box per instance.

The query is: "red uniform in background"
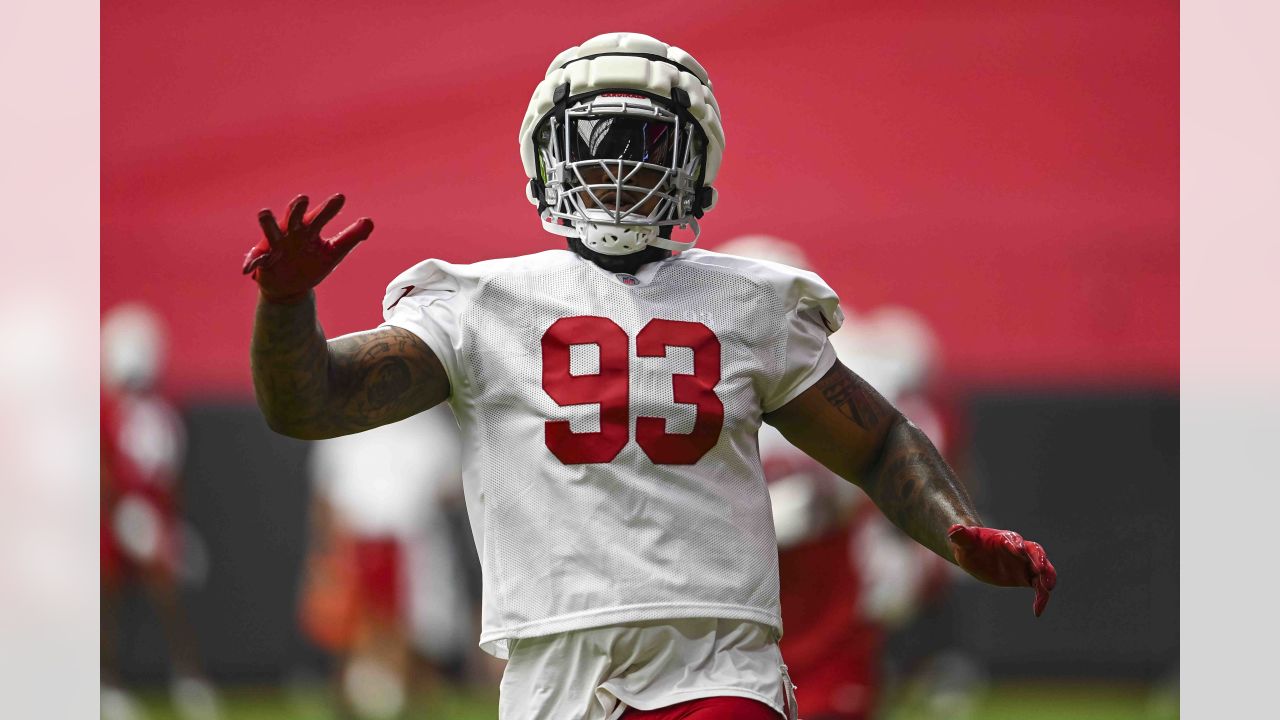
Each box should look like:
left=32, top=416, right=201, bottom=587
left=101, top=302, right=221, bottom=720
left=766, top=395, right=954, bottom=720
left=101, top=386, right=185, bottom=586
left=297, top=405, right=469, bottom=720
left=716, top=236, right=956, bottom=720
left=775, top=509, right=880, bottom=719
left=763, top=424, right=880, bottom=720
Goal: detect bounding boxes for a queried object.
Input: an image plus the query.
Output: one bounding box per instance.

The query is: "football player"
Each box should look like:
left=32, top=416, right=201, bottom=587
left=298, top=405, right=465, bottom=719
left=717, top=235, right=954, bottom=720
left=242, top=33, right=1056, bottom=720
left=101, top=303, right=220, bottom=720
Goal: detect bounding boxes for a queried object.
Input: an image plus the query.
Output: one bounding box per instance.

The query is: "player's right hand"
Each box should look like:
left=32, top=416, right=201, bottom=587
left=243, top=193, right=374, bottom=303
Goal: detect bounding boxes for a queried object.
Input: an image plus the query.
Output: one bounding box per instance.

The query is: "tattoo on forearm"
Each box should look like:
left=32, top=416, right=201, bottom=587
left=867, top=423, right=978, bottom=561
left=882, top=451, right=932, bottom=507
left=251, top=293, right=330, bottom=431
left=820, top=370, right=881, bottom=430
left=769, top=363, right=979, bottom=563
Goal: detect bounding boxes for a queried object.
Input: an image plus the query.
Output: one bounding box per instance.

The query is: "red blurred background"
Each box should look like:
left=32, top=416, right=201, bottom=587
left=102, top=0, right=1177, bottom=399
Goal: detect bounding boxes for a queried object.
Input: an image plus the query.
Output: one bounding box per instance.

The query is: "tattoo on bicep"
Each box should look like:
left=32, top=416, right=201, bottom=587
left=366, top=356, right=412, bottom=407
left=330, top=328, right=438, bottom=429
left=820, top=369, right=882, bottom=430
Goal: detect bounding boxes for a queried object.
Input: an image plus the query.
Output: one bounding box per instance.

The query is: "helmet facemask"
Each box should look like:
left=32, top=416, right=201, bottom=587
left=534, top=95, right=706, bottom=255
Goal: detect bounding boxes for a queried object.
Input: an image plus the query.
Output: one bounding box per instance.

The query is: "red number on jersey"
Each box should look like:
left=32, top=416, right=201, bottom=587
left=635, top=319, right=724, bottom=465
left=541, top=316, right=630, bottom=464
left=540, top=317, right=724, bottom=466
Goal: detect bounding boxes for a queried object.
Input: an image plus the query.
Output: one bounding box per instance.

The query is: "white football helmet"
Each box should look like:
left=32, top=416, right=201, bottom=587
left=102, top=302, right=165, bottom=391
left=519, top=33, right=725, bottom=255
left=715, top=234, right=939, bottom=402
left=715, top=234, right=814, bottom=271
left=831, top=306, right=939, bottom=403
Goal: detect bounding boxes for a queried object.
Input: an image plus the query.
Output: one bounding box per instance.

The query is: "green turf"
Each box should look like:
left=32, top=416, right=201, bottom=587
left=885, top=681, right=1178, bottom=720
left=135, top=681, right=1176, bottom=719
left=135, top=684, right=500, bottom=720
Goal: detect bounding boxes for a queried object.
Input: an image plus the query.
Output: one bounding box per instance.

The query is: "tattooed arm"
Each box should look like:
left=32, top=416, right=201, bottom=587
left=766, top=360, right=1057, bottom=614
left=243, top=193, right=449, bottom=439
left=251, top=291, right=449, bottom=440
left=764, top=361, right=978, bottom=561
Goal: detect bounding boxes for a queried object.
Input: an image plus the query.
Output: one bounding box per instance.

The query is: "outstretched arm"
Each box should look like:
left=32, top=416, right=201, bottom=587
left=251, top=297, right=448, bottom=439
left=246, top=194, right=449, bottom=439
left=765, top=360, right=1056, bottom=616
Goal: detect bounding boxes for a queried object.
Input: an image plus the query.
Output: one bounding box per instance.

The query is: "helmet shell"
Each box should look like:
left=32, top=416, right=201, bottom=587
left=519, top=33, right=725, bottom=204
left=102, top=302, right=166, bottom=391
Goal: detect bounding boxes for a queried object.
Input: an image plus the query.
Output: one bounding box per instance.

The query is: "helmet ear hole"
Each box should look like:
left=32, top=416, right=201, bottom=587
left=693, top=186, right=717, bottom=217
left=701, top=186, right=718, bottom=211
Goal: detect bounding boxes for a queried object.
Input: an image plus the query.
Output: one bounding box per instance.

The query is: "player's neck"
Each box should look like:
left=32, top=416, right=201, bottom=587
left=566, top=237, right=672, bottom=275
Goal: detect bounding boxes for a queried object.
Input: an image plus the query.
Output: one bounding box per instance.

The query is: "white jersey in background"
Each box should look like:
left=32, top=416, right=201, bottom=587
left=381, top=248, right=842, bottom=659
left=308, top=406, right=461, bottom=538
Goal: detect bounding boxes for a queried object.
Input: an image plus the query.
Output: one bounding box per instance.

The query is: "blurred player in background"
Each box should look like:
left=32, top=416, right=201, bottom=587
left=242, top=32, right=1056, bottom=720
left=101, top=303, right=220, bottom=720
left=299, top=405, right=468, bottom=719
left=717, top=236, right=951, bottom=720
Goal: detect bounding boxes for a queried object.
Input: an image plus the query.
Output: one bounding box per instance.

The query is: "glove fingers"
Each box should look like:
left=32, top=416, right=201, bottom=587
left=1022, top=541, right=1052, bottom=583
left=329, top=217, right=375, bottom=259
left=1034, top=545, right=1057, bottom=593
left=1032, top=573, right=1052, bottom=617
left=286, top=194, right=309, bottom=233
left=305, top=193, right=346, bottom=233
left=242, top=240, right=271, bottom=274
left=257, top=209, right=283, bottom=247
left=1024, top=540, right=1055, bottom=617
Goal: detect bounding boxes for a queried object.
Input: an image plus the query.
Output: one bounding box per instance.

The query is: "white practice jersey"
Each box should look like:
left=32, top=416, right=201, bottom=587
left=381, top=248, right=842, bottom=658
left=308, top=404, right=462, bottom=538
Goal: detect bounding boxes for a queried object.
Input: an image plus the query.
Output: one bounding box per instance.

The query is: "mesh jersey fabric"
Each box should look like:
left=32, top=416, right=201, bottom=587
left=381, top=248, right=842, bottom=658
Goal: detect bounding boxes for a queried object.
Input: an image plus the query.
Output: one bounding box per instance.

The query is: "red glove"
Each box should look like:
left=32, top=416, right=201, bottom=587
left=243, top=193, right=374, bottom=303
left=948, top=524, right=1057, bottom=617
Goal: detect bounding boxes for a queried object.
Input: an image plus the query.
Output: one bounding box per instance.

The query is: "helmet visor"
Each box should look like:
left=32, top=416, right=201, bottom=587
left=568, top=115, right=676, bottom=167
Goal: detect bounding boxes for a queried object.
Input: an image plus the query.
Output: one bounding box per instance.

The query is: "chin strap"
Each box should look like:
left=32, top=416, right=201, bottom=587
left=646, top=218, right=699, bottom=252
left=541, top=211, right=700, bottom=253
left=539, top=211, right=580, bottom=238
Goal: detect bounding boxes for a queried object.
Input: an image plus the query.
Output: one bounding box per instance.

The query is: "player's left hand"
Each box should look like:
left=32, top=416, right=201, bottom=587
left=948, top=524, right=1057, bottom=617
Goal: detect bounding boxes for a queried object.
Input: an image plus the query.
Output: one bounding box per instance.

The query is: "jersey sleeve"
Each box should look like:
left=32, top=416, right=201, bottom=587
left=758, top=266, right=845, bottom=413
left=378, top=259, right=472, bottom=391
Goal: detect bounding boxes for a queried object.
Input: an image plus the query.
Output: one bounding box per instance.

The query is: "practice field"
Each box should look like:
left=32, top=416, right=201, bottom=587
left=134, top=681, right=1178, bottom=719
